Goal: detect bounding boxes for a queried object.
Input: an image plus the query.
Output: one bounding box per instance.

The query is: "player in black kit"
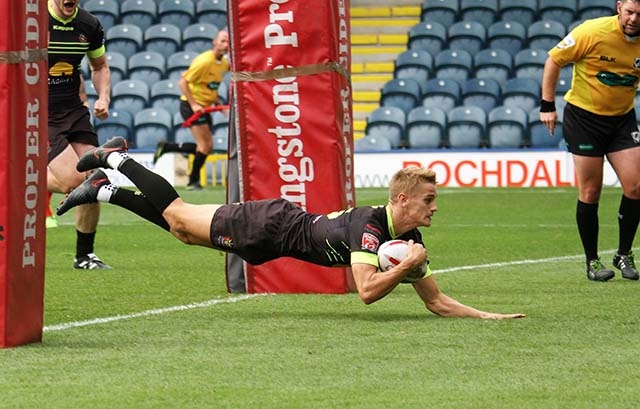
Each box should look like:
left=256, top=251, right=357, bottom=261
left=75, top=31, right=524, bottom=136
left=57, top=137, right=525, bottom=319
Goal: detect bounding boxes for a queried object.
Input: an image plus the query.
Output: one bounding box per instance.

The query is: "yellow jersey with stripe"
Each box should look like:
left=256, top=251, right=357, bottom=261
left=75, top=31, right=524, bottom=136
left=549, top=15, right=640, bottom=116
left=180, top=50, right=229, bottom=106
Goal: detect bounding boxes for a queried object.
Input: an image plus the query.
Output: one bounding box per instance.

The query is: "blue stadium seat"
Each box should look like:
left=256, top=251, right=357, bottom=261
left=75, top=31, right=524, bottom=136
left=421, top=78, right=460, bottom=112
left=134, top=107, right=173, bottom=148
left=460, top=0, right=498, bottom=28
left=196, top=0, right=227, bottom=29
left=514, top=48, right=548, bottom=81
left=94, top=109, right=134, bottom=145
left=528, top=107, right=565, bottom=149
left=555, top=75, right=571, bottom=113
left=105, top=51, right=128, bottom=84
left=487, top=106, right=528, bottom=148
left=394, top=49, right=433, bottom=83
left=120, top=0, right=157, bottom=32
left=527, top=20, right=566, bottom=51
left=217, top=71, right=231, bottom=105
left=487, top=20, right=526, bottom=56
left=420, top=0, right=458, bottom=28
left=461, top=78, right=501, bottom=113
left=128, top=51, right=166, bottom=88
left=173, top=111, right=194, bottom=144
left=407, top=21, right=447, bottom=57
left=380, top=78, right=421, bottom=115
left=145, top=23, right=182, bottom=60
left=577, top=0, right=616, bottom=20
left=501, top=77, right=541, bottom=113
left=473, top=48, right=513, bottom=86
left=364, top=106, right=406, bottom=149
left=497, top=0, right=537, bottom=27
left=447, top=21, right=486, bottom=56
left=406, top=106, right=446, bottom=149
left=83, top=0, right=119, bottom=32
left=150, top=79, right=181, bottom=112
left=212, top=111, right=229, bottom=152
left=158, top=0, right=195, bottom=31
left=539, top=0, right=577, bottom=27
left=354, top=135, right=393, bottom=152
left=105, top=24, right=144, bottom=60
left=111, top=79, right=150, bottom=117
left=447, top=106, right=487, bottom=148
left=434, top=49, right=473, bottom=83
left=166, top=51, right=198, bottom=79
left=182, top=23, right=219, bottom=54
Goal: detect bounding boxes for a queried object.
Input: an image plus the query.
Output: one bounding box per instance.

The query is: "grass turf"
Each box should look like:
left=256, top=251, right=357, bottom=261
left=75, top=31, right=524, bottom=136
left=1, top=186, right=638, bottom=408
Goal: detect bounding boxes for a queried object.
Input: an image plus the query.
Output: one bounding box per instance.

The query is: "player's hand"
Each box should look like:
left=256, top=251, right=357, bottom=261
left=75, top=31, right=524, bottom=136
left=539, top=111, right=557, bottom=136
left=405, top=240, right=428, bottom=270
left=482, top=312, right=526, bottom=319
left=93, top=99, right=109, bottom=120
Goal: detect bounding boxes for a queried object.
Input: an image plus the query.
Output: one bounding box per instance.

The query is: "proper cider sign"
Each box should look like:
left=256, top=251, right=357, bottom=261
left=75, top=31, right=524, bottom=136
left=228, top=0, right=354, bottom=293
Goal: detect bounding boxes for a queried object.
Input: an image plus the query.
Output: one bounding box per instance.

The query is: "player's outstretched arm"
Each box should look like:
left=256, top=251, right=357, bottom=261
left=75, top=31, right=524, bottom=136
left=412, top=276, right=525, bottom=319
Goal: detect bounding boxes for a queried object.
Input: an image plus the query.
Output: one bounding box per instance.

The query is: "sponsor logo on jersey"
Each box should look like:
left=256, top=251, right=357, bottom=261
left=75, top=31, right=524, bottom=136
left=362, top=232, right=379, bottom=252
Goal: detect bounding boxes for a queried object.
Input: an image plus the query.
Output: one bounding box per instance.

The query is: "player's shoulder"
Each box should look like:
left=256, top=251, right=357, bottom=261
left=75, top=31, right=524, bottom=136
left=76, top=7, right=102, bottom=29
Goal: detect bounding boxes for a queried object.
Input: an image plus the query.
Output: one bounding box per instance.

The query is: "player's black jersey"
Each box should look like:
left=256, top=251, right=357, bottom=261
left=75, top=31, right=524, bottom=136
left=279, top=202, right=423, bottom=267
left=48, top=5, right=105, bottom=111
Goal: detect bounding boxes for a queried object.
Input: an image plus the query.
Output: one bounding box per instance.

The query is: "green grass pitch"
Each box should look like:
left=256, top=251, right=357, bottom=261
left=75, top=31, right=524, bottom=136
left=1, top=186, right=638, bottom=408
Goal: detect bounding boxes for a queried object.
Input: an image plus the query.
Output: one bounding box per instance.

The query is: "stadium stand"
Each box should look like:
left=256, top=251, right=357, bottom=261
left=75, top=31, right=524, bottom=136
left=166, top=50, right=198, bottom=79
left=528, top=106, right=565, bottom=149
left=407, top=21, right=448, bottom=57
left=158, top=0, right=196, bottom=31
left=106, top=24, right=144, bottom=60
left=144, top=23, right=183, bottom=59
left=120, top=0, right=158, bottom=32
left=150, top=79, right=182, bottom=112
left=420, top=0, right=459, bottom=28
left=501, top=77, right=541, bottom=113
left=461, top=77, right=501, bottom=113
left=380, top=77, right=422, bottom=114
left=473, top=48, right=513, bottom=86
left=196, top=0, right=227, bottom=29
left=364, top=106, right=406, bottom=149
left=84, top=0, right=120, bottom=32
left=577, top=0, right=616, bottom=20
left=447, top=20, right=486, bottom=56
left=394, top=49, right=433, bottom=83
left=182, top=22, right=219, bottom=54
left=487, top=105, right=528, bottom=148
left=105, top=51, right=128, bottom=84
left=459, top=0, right=498, bottom=28
left=127, top=51, right=167, bottom=88
left=527, top=20, right=566, bottom=51
left=513, top=48, right=548, bottom=80
left=354, top=134, right=393, bottom=152
left=487, top=20, right=526, bottom=56
left=406, top=106, right=447, bottom=149
left=111, top=79, right=150, bottom=117
left=212, top=111, right=229, bottom=152
left=421, top=78, right=460, bottom=113
left=538, top=0, right=578, bottom=27
left=95, top=109, right=134, bottom=145
left=447, top=105, right=487, bottom=148
left=497, top=0, right=537, bottom=27
left=173, top=111, right=194, bottom=144
left=134, top=107, right=174, bottom=148
left=434, top=48, right=473, bottom=83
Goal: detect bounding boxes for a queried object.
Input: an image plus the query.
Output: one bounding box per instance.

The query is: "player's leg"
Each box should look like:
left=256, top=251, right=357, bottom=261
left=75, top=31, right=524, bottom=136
left=186, top=122, right=213, bottom=190
left=607, top=146, right=640, bottom=280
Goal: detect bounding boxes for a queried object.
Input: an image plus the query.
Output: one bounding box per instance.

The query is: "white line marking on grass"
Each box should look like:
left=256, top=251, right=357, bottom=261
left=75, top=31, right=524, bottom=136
left=43, top=294, right=265, bottom=333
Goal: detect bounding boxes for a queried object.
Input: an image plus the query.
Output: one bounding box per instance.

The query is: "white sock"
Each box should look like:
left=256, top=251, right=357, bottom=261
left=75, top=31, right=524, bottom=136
left=106, top=152, right=130, bottom=170
left=97, top=184, right=117, bottom=202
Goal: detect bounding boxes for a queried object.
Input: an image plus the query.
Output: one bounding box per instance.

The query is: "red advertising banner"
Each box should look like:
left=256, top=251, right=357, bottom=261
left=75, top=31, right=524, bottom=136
left=228, top=0, right=355, bottom=293
left=0, top=0, right=48, bottom=347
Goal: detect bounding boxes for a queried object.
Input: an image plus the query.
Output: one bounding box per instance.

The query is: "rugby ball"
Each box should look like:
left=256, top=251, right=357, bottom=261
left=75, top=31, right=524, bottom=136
left=377, top=240, right=409, bottom=272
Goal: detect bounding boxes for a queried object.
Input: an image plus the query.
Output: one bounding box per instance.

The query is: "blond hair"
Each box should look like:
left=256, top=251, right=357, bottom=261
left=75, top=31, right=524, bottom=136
left=388, top=167, right=437, bottom=203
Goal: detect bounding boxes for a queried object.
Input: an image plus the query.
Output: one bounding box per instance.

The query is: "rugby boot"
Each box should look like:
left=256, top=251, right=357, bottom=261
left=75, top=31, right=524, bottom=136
left=76, top=137, right=128, bottom=172
left=56, top=170, right=109, bottom=216
left=613, top=251, right=639, bottom=280
left=586, top=258, right=615, bottom=282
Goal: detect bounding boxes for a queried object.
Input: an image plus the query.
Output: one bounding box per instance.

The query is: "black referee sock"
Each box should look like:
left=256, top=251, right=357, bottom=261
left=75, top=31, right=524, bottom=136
left=118, top=158, right=180, bottom=214
left=110, top=188, right=170, bottom=231
left=76, top=230, right=96, bottom=258
left=576, top=200, right=599, bottom=262
left=617, top=194, right=640, bottom=255
left=189, top=151, right=207, bottom=185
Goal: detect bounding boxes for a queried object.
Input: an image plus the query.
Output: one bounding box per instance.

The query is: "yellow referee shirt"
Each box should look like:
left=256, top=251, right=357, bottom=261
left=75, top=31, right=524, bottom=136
left=181, top=50, right=229, bottom=107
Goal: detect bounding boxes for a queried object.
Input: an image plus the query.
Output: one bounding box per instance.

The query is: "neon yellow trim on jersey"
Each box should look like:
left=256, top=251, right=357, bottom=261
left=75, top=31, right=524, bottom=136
left=549, top=15, right=640, bottom=115
left=385, top=205, right=398, bottom=238
left=87, top=45, right=105, bottom=59
left=48, top=2, right=79, bottom=24
left=351, top=251, right=378, bottom=267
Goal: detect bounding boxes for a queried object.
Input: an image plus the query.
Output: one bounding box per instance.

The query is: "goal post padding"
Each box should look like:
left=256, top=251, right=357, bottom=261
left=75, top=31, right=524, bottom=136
left=0, top=0, right=48, bottom=348
left=226, top=0, right=356, bottom=293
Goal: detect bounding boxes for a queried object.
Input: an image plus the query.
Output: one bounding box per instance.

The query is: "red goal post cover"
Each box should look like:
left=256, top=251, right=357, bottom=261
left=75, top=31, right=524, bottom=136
left=227, top=0, right=355, bottom=293
left=0, top=0, right=48, bottom=347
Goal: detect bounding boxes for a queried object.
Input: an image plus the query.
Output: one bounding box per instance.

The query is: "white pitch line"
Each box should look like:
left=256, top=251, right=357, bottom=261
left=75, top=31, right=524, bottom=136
left=43, top=294, right=266, bottom=333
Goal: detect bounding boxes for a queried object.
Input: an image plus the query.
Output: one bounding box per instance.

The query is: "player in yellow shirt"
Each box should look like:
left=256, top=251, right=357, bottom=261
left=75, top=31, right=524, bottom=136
left=153, top=29, right=229, bottom=190
left=540, top=0, right=640, bottom=281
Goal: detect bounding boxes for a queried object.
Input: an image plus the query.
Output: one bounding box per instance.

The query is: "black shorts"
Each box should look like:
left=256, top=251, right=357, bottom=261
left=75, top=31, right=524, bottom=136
left=209, top=198, right=301, bottom=265
left=48, top=104, right=98, bottom=163
left=562, top=102, right=640, bottom=157
left=180, top=100, right=213, bottom=128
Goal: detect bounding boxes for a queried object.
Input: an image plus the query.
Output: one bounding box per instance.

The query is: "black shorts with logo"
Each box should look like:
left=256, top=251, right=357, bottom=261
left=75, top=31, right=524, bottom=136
left=562, top=102, right=640, bottom=157
left=48, top=104, right=98, bottom=163
left=180, top=100, right=213, bottom=128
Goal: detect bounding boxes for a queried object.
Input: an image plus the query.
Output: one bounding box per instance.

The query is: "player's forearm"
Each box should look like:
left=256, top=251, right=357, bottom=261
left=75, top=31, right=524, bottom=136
left=541, top=57, right=561, bottom=102
left=92, top=66, right=111, bottom=104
